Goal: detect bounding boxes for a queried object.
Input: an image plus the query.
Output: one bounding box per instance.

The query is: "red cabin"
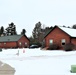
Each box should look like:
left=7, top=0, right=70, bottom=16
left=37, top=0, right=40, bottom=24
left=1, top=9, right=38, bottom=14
left=44, top=26, right=76, bottom=50
left=0, top=35, right=30, bottom=48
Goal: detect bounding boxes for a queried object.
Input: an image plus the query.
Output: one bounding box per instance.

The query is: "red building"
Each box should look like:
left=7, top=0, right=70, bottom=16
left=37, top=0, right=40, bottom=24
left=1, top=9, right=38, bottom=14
left=0, top=35, right=30, bottom=48
left=44, top=26, right=76, bottom=49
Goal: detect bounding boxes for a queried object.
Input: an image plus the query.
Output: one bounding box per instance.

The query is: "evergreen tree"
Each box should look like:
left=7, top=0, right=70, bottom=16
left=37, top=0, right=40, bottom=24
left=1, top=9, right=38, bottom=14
left=1, top=26, right=4, bottom=34
left=32, top=21, right=42, bottom=42
left=0, top=26, right=5, bottom=36
left=29, top=36, right=34, bottom=45
left=72, top=24, right=76, bottom=29
left=21, top=29, right=26, bottom=35
left=6, top=22, right=17, bottom=35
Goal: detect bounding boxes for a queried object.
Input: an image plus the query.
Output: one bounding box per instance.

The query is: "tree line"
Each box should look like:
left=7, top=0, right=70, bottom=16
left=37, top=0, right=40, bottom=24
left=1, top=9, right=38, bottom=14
left=0, top=22, right=26, bottom=36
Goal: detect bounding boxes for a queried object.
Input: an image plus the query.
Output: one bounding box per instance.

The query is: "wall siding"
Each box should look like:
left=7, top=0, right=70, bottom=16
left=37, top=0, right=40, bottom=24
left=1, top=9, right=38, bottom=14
left=0, top=42, right=17, bottom=48
left=71, top=38, right=76, bottom=46
left=17, top=36, right=29, bottom=48
left=45, top=27, right=70, bottom=49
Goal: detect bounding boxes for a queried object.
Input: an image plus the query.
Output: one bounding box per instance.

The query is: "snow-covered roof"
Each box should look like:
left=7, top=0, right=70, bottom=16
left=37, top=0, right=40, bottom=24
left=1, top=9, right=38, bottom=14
left=58, top=26, right=76, bottom=37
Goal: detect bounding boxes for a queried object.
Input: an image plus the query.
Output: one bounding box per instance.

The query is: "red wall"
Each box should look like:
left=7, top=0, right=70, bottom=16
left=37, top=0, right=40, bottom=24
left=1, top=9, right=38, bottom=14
left=0, top=42, right=17, bottom=48
left=45, top=27, right=70, bottom=49
left=71, top=38, right=76, bottom=45
left=17, top=36, right=29, bottom=48
left=0, top=36, right=29, bottom=48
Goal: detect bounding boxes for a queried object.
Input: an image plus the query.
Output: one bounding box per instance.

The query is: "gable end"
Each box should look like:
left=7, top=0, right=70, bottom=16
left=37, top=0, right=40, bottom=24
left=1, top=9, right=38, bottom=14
left=44, top=26, right=74, bottom=38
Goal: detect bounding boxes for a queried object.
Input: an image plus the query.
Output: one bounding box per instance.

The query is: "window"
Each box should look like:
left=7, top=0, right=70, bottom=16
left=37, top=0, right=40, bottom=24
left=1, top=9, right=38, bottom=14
left=49, top=39, right=53, bottom=44
left=61, top=39, right=66, bottom=45
left=4, top=43, right=6, bottom=45
left=19, top=42, right=22, bottom=46
left=0, top=43, right=1, bottom=45
left=25, top=42, right=27, bottom=45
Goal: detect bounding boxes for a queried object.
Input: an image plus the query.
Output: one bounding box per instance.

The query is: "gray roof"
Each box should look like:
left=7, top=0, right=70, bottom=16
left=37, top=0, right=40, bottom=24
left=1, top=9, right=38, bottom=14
left=0, top=35, right=23, bottom=42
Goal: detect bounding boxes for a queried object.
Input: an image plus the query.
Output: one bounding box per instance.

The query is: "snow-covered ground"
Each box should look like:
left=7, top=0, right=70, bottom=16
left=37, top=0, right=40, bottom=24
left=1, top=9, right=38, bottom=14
left=0, top=48, right=76, bottom=75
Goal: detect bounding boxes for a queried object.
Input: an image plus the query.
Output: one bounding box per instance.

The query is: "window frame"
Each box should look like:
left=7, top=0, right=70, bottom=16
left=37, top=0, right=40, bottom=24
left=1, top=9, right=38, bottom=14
left=61, top=39, right=66, bottom=45
left=49, top=39, right=53, bottom=44
left=19, top=42, right=22, bottom=46
left=4, top=43, right=6, bottom=45
left=25, top=42, right=27, bottom=46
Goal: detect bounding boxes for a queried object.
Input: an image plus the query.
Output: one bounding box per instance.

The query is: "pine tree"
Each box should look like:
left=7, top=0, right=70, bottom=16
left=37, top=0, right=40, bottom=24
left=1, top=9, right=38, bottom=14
left=32, top=22, right=42, bottom=42
left=21, top=29, right=26, bottom=35
left=6, top=22, right=17, bottom=35
left=0, top=26, right=5, bottom=36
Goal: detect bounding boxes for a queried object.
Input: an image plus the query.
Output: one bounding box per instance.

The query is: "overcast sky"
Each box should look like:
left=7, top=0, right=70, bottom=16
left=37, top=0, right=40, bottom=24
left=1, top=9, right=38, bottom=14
left=0, top=0, right=76, bottom=37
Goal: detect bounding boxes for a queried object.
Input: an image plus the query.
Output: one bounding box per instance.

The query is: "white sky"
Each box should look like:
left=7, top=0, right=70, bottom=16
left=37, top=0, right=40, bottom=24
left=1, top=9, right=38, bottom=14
left=0, top=0, right=76, bottom=37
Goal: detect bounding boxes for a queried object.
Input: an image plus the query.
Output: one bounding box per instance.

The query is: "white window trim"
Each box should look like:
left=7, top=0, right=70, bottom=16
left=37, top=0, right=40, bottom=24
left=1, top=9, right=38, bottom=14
left=4, top=43, right=6, bottom=45
left=19, top=42, right=22, bottom=46
left=49, top=39, right=53, bottom=44
left=61, top=39, right=66, bottom=45
left=62, top=39, right=65, bottom=43
left=25, top=42, right=27, bottom=45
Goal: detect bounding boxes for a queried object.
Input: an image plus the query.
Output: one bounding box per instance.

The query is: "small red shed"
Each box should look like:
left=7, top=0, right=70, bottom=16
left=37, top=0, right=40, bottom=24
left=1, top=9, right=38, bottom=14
left=44, top=26, right=76, bottom=49
left=0, top=35, right=30, bottom=48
